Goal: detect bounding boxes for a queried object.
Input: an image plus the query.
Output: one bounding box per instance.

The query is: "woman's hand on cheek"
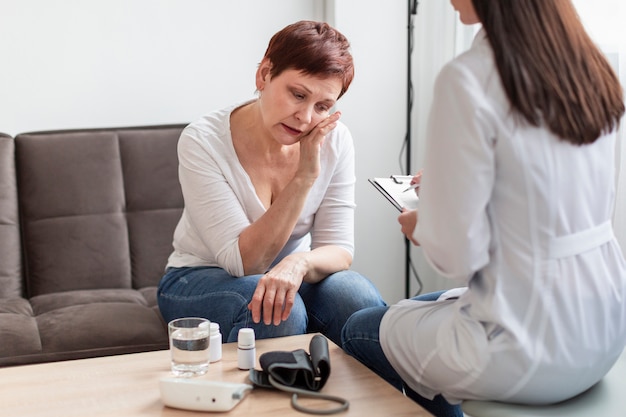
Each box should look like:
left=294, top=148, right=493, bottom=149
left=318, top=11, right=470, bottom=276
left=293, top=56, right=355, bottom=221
left=296, top=111, right=341, bottom=183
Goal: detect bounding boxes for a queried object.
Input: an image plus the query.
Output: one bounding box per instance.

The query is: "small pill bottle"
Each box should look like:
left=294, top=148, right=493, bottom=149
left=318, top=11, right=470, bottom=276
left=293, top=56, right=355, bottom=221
left=209, top=322, right=222, bottom=363
left=237, top=328, right=256, bottom=370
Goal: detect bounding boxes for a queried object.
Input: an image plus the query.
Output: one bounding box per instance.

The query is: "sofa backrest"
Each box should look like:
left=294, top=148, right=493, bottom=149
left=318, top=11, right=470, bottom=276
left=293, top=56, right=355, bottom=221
left=15, top=125, right=186, bottom=297
left=0, top=133, right=23, bottom=299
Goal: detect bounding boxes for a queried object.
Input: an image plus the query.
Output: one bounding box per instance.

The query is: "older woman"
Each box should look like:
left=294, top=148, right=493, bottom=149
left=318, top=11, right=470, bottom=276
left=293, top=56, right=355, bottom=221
left=158, top=20, right=385, bottom=347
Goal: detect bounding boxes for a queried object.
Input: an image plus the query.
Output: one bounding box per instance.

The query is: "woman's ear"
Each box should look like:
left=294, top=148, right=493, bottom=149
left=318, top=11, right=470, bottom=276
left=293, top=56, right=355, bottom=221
left=255, top=58, right=272, bottom=91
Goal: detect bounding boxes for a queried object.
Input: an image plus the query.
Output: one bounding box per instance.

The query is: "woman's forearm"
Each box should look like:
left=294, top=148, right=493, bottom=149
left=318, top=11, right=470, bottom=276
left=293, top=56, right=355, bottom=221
left=299, top=245, right=352, bottom=283
left=238, top=175, right=315, bottom=274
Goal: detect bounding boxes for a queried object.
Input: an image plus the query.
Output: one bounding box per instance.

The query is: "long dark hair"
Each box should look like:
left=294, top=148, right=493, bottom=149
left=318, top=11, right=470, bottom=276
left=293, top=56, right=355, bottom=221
left=472, top=0, right=624, bottom=145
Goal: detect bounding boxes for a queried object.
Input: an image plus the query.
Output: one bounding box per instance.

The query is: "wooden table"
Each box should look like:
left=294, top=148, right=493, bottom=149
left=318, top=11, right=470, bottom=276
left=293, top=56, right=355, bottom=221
left=0, top=333, right=431, bottom=416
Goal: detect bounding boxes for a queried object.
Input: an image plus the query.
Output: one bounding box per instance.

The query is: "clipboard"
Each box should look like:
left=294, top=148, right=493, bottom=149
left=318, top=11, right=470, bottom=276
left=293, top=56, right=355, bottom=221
left=368, top=175, right=419, bottom=212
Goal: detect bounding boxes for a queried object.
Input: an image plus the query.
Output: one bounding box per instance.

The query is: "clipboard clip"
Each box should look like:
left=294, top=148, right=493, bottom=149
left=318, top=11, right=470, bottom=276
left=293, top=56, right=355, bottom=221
left=390, top=175, right=412, bottom=184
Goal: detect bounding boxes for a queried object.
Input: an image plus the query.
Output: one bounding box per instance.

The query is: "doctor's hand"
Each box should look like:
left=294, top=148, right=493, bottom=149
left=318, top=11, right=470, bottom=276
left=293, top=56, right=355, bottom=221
left=410, top=169, right=423, bottom=195
left=248, top=255, right=306, bottom=326
left=398, top=208, right=420, bottom=246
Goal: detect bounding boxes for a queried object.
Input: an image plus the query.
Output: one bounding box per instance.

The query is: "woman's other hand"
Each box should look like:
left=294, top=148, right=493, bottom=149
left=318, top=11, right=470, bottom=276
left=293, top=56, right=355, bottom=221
left=248, top=254, right=306, bottom=325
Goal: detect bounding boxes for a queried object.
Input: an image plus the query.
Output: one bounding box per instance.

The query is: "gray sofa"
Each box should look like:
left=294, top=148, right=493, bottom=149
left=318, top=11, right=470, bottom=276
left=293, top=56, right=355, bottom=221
left=0, top=124, right=186, bottom=366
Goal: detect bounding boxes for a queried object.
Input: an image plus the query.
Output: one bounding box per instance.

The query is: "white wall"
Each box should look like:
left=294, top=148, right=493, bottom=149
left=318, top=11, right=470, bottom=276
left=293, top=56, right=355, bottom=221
left=0, top=0, right=323, bottom=134
left=331, top=0, right=414, bottom=303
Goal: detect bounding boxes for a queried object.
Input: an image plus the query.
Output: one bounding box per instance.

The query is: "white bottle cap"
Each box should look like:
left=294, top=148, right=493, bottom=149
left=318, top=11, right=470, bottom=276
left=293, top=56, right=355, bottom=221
left=238, top=328, right=255, bottom=348
left=209, top=322, right=222, bottom=363
left=210, top=322, right=220, bottom=336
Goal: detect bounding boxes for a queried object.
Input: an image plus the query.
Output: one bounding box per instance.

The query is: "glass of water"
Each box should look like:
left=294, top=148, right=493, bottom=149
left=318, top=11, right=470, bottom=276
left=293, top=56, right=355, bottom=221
left=168, top=317, right=210, bottom=377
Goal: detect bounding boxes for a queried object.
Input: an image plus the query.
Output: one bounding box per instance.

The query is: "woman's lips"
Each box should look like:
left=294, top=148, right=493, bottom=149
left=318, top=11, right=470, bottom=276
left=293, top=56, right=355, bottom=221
left=282, top=123, right=302, bottom=135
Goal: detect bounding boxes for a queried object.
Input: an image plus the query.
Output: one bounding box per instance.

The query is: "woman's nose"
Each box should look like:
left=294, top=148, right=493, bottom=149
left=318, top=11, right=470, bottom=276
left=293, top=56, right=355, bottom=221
left=295, top=105, right=313, bottom=123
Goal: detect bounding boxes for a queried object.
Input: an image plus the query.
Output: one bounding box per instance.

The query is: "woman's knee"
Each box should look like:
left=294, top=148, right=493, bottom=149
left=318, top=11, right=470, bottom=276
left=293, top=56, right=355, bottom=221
left=228, top=295, right=308, bottom=342
left=340, top=306, right=403, bottom=391
left=341, top=306, right=388, bottom=345
left=157, top=267, right=260, bottom=327
left=308, top=270, right=386, bottom=309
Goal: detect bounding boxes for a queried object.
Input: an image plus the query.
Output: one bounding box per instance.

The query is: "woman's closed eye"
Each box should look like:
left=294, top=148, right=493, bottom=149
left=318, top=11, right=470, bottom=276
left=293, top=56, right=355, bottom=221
left=293, top=90, right=306, bottom=100
left=316, top=103, right=330, bottom=113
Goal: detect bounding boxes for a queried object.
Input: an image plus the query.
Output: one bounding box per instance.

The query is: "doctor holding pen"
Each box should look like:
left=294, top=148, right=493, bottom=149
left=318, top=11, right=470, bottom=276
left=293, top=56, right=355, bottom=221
left=400, top=170, right=422, bottom=246
left=342, top=1, right=626, bottom=417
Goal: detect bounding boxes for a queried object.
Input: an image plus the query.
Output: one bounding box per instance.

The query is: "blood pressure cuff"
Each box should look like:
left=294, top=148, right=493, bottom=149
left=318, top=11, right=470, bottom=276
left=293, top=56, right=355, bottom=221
left=249, top=334, right=330, bottom=392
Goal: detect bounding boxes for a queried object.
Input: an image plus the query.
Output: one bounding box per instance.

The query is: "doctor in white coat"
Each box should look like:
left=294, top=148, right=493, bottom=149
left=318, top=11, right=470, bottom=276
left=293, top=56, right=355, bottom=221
left=341, top=1, right=626, bottom=417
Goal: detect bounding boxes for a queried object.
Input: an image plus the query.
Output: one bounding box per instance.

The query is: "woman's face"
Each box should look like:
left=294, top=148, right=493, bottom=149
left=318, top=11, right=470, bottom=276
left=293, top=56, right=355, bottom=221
left=451, top=0, right=480, bottom=25
left=256, top=59, right=342, bottom=146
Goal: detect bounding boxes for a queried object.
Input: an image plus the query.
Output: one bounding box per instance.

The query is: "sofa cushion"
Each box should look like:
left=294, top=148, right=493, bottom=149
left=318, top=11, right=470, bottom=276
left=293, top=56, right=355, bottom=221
left=118, top=129, right=185, bottom=289
left=16, top=132, right=131, bottom=295
left=35, top=299, right=165, bottom=353
left=0, top=134, right=22, bottom=299
left=0, top=290, right=168, bottom=366
left=0, top=288, right=168, bottom=367
left=0, top=298, right=41, bottom=357
left=0, top=125, right=185, bottom=367
left=15, top=125, right=185, bottom=297
left=30, top=288, right=152, bottom=315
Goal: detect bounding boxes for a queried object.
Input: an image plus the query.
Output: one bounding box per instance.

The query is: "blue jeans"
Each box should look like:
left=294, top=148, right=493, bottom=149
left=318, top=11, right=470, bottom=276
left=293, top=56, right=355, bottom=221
left=341, top=291, right=463, bottom=417
left=157, top=266, right=386, bottom=347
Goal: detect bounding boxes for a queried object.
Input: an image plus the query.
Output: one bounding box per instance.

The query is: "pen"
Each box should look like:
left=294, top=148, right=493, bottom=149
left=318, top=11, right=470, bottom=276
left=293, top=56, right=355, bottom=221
left=402, top=183, right=420, bottom=193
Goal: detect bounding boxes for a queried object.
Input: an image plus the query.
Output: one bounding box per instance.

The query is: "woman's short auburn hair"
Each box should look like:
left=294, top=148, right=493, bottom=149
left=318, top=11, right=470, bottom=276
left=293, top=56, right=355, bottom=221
left=262, top=20, right=354, bottom=99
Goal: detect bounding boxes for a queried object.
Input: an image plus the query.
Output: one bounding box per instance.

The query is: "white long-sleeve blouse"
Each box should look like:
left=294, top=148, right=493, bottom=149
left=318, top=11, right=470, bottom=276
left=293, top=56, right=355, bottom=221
left=166, top=100, right=356, bottom=277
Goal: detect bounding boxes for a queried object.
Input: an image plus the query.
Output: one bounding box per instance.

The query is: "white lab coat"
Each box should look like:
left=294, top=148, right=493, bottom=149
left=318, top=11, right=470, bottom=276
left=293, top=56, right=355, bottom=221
left=380, top=30, right=626, bottom=405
